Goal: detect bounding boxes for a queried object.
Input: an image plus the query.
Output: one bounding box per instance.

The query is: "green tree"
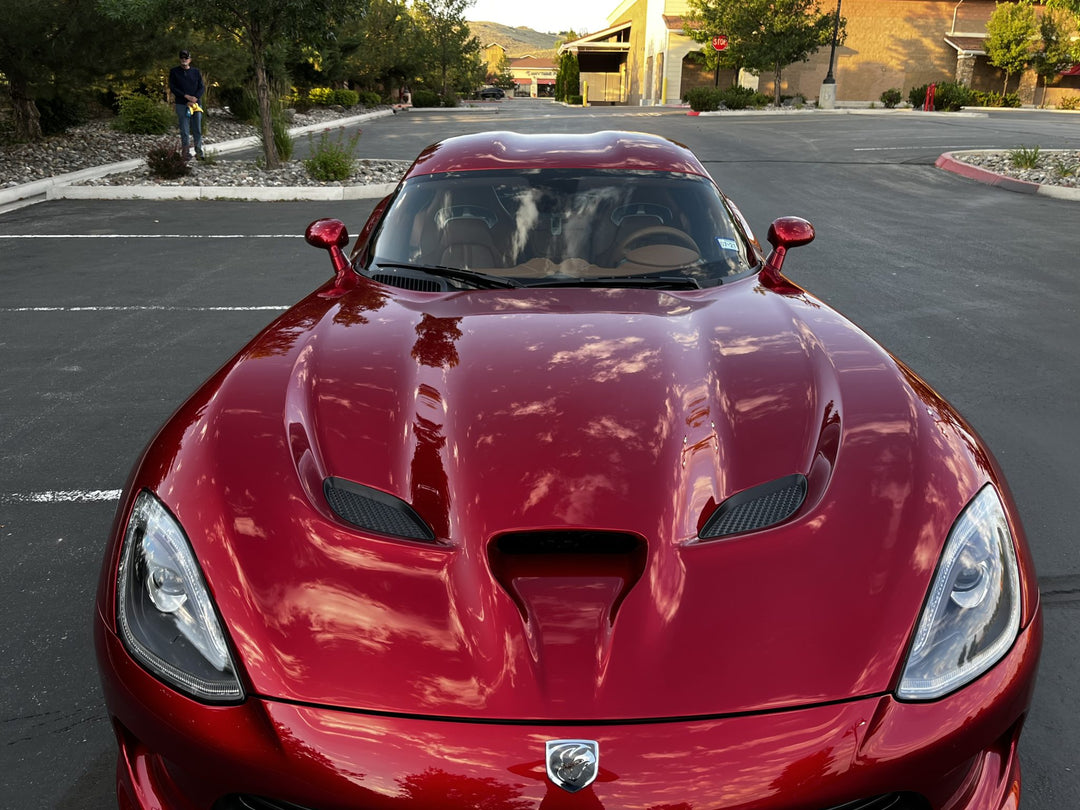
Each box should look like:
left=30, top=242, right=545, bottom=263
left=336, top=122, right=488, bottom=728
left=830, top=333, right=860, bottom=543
left=985, top=2, right=1038, bottom=95
left=1031, top=8, right=1078, bottom=106
left=412, top=0, right=479, bottom=100
left=331, top=0, right=422, bottom=96
left=685, top=1, right=746, bottom=86
left=555, top=50, right=580, bottom=102
left=100, top=0, right=362, bottom=168
left=686, top=0, right=842, bottom=104
left=0, top=0, right=171, bottom=140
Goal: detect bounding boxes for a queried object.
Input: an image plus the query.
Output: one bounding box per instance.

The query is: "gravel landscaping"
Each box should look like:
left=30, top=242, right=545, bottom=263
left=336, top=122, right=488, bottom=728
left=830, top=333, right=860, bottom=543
left=0, top=108, right=410, bottom=189
left=947, top=149, right=1080, bottom=189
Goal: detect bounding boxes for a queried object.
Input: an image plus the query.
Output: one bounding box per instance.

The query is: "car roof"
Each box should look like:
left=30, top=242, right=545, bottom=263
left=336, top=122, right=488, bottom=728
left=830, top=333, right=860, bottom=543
left=402, top=131, right=713, bottom=180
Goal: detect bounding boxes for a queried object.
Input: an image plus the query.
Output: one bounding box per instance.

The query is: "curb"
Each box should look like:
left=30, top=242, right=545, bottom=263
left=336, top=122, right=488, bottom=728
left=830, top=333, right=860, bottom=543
left=935, top=151, right=1080, bottom=201
left=0, top=108, right=398, bottom=208
left=48, top=183, right=398, bottom=202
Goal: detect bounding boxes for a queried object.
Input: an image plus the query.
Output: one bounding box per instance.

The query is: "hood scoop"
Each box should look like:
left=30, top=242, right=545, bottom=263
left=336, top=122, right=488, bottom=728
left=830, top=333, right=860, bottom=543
left=489, top=531, right=647, bottom=697
left=699, top=474, right=807, bottom=540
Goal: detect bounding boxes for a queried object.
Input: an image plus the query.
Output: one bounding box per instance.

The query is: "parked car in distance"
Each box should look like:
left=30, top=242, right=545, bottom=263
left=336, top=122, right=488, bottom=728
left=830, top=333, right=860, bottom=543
left=479, top=85, right=506, bottom=99
left=95, top=130, right=1041, bottom=810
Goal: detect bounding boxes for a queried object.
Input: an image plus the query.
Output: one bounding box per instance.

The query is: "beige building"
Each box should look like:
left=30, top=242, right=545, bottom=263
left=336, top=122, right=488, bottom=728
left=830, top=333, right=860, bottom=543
left=509, top=56, right=558, bottom=97
left=560, top=0, right=1080, bottom=107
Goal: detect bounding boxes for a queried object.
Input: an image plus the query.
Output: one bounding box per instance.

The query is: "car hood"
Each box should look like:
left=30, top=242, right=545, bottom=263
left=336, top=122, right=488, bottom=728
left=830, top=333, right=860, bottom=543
left=140, top=275, right=994, bottom=721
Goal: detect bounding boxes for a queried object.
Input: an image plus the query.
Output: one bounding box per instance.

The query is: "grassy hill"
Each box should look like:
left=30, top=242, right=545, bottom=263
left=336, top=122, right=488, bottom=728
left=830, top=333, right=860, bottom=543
left=467, top=21, right=565, bottom=58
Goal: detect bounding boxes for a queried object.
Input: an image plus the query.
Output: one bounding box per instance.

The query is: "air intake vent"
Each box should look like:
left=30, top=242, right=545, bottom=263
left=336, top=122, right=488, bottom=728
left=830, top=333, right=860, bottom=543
left=372, top=273, right=443, bottom=292
left=324, top=477, right=435, bottom=541
left=699, top=474, right=807, bottom=539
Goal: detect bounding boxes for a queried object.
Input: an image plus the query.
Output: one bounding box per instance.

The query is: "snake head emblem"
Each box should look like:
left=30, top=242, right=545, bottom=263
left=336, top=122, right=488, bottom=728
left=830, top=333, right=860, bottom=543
left=545, top=739, right=600, bottom=793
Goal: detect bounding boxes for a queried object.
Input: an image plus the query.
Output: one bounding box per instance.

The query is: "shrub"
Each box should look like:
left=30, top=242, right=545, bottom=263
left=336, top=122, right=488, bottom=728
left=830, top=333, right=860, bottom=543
left=146, top=138, right=191, bottom=179
left=305, top=127, right=362, bottom=182
left=259, top=114, right=294, bottom=163
left=880, top=88, right=902, bottom=108
left=36, top=97, right=90, bottom=135
left=970, top=90, right=1021, bottom=108
left=907, top=81, right=972, bottom=112
left=1058, top=95, right=1080, bottom=111
left=359, top=91, right=382, bottom=107
left=308, top=87, right=335, bottom=106
left=331, top=89, right=359, bottom=107
left=724, top=87, right=771, bottom=109
left=684, top=87, right=723, bottom=112
left=568, top=94, right=584, bottom=105
left=1009, top=145, right=1041, bottom=169
left=218, top=86, right=259, bottom=122
left=410, top=88, right=441, bottom=107
left=114, top=94, right=173, bottom=134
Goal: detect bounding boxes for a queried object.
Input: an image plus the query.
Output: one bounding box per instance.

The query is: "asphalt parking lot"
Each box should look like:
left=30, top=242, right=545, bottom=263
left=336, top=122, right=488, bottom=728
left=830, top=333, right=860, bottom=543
left=2, top=100, right=1078, bottom=808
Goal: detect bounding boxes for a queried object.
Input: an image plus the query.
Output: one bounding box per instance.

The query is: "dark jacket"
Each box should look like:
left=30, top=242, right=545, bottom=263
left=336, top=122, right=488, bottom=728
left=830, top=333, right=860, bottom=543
left=168, top=65, right=205, bottom=105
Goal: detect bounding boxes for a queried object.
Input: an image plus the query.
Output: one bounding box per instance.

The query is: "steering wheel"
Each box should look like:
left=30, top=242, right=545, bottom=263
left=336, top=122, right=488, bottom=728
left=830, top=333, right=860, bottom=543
left=615, top=226, right=700, bottom=265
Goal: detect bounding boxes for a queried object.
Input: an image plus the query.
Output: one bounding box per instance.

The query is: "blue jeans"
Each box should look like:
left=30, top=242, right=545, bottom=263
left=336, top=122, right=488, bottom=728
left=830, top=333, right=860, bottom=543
left=175, top=104, right=203, bottom=155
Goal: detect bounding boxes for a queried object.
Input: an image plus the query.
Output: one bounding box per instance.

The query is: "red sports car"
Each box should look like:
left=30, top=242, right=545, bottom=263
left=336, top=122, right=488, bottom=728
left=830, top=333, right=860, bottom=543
left=95, top=131, right=1041, bottom=810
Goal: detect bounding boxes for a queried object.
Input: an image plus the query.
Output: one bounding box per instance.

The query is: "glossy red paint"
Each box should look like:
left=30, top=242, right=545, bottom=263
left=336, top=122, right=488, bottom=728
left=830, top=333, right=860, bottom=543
left=95, top=131, right=1041, bottom=810
left=403, top=131, right=712, bottom=179
left=96, top=607, right=1039, bottom=809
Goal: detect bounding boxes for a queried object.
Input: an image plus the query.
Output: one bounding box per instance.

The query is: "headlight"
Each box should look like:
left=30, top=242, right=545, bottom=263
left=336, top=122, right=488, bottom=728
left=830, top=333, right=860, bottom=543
left=116, top=490, right=243, bottom=702
left=897, top=485, right=1021, bottom=700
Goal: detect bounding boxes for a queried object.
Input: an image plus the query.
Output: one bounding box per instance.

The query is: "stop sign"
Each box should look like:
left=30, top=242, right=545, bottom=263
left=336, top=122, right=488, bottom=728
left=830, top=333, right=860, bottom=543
left=712, top=34, right=729, bottom=51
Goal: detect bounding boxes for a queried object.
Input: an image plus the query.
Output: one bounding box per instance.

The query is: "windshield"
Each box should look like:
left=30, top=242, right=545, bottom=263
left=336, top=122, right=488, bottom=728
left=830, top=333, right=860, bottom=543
left=364, top=168, right=758, bottom=289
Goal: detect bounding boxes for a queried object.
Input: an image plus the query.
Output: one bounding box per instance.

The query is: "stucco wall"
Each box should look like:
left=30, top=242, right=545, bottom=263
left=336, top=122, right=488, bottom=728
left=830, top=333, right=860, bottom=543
left=765, top=0, right=998, bottom=102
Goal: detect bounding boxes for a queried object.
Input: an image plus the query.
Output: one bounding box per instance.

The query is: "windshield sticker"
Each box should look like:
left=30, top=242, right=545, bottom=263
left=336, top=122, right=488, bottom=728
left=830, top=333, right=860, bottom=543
left=717, top=238, right=739, bottom=252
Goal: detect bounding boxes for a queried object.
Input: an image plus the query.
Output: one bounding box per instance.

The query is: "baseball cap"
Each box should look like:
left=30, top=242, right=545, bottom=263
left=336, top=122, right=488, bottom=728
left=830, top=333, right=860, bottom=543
left=180, top=50, right=191, bottom=59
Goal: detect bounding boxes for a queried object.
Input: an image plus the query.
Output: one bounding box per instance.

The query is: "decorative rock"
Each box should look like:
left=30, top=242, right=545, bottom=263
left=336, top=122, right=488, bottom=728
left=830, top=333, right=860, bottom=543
left=0, top=107, right=408, bottom=190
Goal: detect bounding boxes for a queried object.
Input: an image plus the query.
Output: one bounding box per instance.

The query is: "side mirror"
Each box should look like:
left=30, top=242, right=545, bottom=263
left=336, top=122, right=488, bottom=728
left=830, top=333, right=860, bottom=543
left=306, top=218, right=356, bottom=296
left=763, top=217, right=815, bottom=276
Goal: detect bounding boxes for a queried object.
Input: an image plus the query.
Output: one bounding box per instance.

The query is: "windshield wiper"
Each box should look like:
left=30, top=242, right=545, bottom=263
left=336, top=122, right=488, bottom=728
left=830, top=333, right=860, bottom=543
left=373, top=261, right=522, bottom=290
left=524, top=275, right=703, bottom=290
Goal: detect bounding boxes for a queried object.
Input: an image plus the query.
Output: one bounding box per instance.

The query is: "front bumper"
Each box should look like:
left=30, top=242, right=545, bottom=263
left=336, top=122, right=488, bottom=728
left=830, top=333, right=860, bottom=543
left=96, top=609, right=1041, bottom=810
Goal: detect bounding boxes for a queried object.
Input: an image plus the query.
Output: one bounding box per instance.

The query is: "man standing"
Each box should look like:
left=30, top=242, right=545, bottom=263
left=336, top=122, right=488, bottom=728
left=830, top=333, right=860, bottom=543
left=169, top=50, right=205, bottom=159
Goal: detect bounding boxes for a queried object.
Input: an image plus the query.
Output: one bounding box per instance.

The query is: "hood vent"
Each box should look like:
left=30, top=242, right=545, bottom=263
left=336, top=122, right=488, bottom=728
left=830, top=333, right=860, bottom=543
left=372, top=272, right=445, bottom=292
left=700, top=474, right=807, bottom=539
left=323, top=477, right=436, bottom=541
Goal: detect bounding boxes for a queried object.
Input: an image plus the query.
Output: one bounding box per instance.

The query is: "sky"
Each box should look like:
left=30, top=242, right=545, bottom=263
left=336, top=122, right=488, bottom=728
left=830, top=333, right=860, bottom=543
left=465, top=0, right=613, bottom=36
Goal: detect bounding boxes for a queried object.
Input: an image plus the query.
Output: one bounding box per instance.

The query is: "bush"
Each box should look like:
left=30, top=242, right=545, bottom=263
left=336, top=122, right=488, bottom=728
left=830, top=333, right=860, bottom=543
left=359, top=91, right=382, bottom=107
left=880, top=88, right=902, bottom=108
left=308, top=87, right=335, bottom=106
left=305, top=127, right=362, bottom=182
left=114, top=94, right=173, bottom=135
left=410, top=88, right=441, bottom=108
left=36, top=97, right=90, bottom=135
left=907, top=81, right=972, bottom=112
left=218, top=86, right=260, bottom=122
left=260, top=114, right=294, bottom=163
left=1057, top=95, right=1080, bottom=111
left=684, top=87, right=723, bottom=112
left=722, top=86, right=771, bottom=109
left=568, top=95, right=584, bottom=105
left=331, top=89, right=359, bottom=107
left=146, top=138, right=191, bottom=179
left=969, top=90, right=1021, bottom=108
left=1009, top=145, right=1041, bottom=169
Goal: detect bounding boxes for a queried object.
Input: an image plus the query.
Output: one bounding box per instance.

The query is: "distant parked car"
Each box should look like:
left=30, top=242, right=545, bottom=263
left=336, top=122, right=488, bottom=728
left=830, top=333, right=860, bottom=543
left=479, top=86, right=506, bottom=100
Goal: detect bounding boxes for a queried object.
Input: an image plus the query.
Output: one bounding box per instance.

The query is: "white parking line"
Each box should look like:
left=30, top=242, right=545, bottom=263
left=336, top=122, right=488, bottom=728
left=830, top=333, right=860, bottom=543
left=0, top=234, right=303, bottom=239
left=2, top=489, right=122, bottom=503
left=2, top=305, right=290, bottom=312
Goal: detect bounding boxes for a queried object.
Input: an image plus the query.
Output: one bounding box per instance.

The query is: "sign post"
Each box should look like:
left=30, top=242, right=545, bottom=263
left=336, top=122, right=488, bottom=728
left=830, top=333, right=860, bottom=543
left=711, top=35, right=728, bottom=85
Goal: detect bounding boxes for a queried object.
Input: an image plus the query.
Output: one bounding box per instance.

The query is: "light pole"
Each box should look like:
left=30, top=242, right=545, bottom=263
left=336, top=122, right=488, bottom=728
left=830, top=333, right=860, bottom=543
left=819, top=0, right=842, bottom=109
